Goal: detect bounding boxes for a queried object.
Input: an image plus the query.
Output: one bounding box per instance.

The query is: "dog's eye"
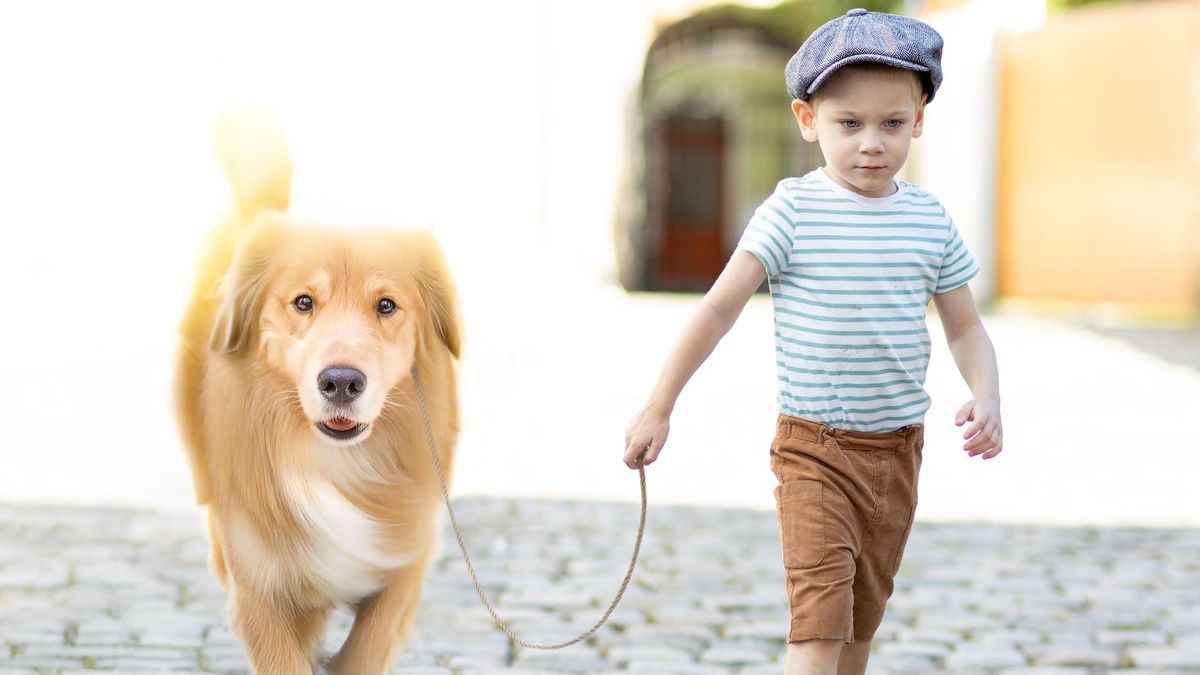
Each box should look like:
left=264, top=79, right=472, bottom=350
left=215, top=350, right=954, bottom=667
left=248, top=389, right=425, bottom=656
left=377, top=298, right=397, bottom=316
left=293, top=295, right=314, bottom=313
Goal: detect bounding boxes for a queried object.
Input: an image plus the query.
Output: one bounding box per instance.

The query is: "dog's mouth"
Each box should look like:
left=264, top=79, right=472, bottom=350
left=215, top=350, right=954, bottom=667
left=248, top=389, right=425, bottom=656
left=317, top=416, right=368, bottom=441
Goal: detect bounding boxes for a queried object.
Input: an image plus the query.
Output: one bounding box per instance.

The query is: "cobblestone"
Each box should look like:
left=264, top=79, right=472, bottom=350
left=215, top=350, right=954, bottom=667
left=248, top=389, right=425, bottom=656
left=1034, top=649, right=1123, bottom=668
left=1, top=500, right=1198, bottom=673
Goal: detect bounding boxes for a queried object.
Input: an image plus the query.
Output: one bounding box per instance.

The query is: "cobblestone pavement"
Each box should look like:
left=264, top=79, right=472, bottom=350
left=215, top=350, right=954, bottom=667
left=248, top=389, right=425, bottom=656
left=2, top=500, right=1199, bottom=674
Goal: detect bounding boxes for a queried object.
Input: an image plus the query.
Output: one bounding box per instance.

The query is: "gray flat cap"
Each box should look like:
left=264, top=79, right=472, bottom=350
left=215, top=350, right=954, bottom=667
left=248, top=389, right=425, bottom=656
left=785, top=8, right=944, bottom=102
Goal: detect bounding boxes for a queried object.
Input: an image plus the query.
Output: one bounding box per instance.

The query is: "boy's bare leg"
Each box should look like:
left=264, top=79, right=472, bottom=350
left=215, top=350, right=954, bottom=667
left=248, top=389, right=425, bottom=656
left=785, top=639, right=842, bottom=675
left=837, top=640, right=872, bottom=675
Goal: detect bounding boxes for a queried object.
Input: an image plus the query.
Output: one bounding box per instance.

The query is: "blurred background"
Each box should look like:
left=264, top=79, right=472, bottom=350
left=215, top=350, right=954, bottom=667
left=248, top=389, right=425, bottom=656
left=1, top=0, right=1197, bottom=527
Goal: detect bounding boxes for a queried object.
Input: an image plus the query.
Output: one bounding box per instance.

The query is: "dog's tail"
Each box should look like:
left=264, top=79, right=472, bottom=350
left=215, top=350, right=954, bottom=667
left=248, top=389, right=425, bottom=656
left=195, top=109, right=293, bottom=296
left=213, top=109, right=293, bottom=223
left=175, top=109, right=293, bottom=505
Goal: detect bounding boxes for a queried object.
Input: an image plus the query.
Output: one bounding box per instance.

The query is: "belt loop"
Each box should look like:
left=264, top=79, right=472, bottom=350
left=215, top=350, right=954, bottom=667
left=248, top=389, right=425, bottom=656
left=905, top=424, right=919, bottom=451
left=818, top=423, right=829, bottom=444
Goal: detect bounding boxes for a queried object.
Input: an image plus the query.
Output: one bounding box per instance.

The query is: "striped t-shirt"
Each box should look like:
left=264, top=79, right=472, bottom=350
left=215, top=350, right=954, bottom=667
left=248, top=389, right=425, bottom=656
left=737, top=168, right=979, bottom=433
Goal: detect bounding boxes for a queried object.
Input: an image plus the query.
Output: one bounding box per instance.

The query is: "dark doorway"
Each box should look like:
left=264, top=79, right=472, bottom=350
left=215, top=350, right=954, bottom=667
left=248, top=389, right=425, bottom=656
left=648, top=115, right=726, bottom=292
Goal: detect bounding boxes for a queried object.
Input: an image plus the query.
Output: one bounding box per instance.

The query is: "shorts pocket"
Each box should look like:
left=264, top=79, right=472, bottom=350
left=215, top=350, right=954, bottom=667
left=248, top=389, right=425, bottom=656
left=775, top=480, right=825, bottom=569
left=889, top=503, right=919, bottom=576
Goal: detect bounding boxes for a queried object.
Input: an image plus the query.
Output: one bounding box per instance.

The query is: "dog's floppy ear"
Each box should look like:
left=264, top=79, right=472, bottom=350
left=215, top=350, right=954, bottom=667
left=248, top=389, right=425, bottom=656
left=208, top=230, right=274, bottom=353
left=412, top=232, right=462, bottom=359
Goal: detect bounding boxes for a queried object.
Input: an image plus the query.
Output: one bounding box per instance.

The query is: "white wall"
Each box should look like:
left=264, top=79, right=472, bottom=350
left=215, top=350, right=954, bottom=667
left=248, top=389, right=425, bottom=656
left=914, top=0, right=1048, bottom=304
left=0, top=0, right=756, bottom=509
left=914, top=3, right=996, bottom=302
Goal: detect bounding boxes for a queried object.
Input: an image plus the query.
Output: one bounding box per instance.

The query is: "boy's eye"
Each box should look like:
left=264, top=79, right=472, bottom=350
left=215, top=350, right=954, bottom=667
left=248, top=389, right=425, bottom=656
left=839, top=120, right=861, bottom=129
left=884, top=119, right=903, bottom=128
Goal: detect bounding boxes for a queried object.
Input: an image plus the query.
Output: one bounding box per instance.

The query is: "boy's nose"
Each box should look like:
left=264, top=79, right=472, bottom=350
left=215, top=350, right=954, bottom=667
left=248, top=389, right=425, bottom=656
left=860, top=135, right=885, bottom=153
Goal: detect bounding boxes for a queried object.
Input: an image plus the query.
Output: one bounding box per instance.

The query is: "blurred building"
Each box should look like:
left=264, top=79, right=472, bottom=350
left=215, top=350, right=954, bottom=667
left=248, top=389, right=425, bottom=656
left=615, top=1, right=901, bottom=292
left=616, top=0, right=1200, bottom=320
left=995, top=0, right=1200, bottom=319
left=920, top=0, right=1200, bottom=319
left=616, top=12, right=815, bottom=292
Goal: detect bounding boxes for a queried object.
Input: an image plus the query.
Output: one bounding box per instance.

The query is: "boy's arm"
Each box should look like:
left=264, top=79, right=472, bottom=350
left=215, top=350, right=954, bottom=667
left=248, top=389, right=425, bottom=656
left=623, top=249, right=766, bottom=468
left=932, top=283, right=1003, bottom=459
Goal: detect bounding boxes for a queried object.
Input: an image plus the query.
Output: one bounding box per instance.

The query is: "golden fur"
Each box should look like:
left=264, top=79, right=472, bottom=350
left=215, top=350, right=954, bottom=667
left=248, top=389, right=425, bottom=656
left=175, top=110, right=460, bottom=674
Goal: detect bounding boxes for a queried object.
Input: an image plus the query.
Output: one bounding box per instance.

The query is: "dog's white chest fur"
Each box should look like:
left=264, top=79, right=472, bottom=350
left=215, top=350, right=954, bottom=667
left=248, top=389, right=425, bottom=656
left=285, top=475, right=404, bottom=602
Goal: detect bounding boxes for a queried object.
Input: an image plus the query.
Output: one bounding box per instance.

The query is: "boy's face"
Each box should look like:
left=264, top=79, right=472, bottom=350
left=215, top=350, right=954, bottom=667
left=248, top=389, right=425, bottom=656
left=791, top=69, right=925, bottom=198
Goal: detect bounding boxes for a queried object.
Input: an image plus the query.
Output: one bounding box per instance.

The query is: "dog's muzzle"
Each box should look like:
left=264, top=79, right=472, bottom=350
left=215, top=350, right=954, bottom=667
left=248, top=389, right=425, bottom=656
left=315, top=366, right=368, bottom=440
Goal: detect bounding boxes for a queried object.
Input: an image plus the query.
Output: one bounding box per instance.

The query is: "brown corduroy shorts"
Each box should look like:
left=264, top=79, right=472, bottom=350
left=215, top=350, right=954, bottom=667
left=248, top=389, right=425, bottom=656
left=770, top=414, right=923, bottom=644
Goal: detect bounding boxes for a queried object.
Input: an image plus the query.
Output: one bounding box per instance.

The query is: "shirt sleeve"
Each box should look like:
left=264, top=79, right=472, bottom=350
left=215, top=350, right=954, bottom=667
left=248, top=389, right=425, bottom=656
left=935, top=218, right=980, bottom=293
left=736, top=181, right=796, bottom=278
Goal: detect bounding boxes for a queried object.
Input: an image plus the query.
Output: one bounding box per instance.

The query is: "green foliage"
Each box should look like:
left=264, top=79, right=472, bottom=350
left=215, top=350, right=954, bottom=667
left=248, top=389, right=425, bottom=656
left=688, top=0, right=906, bottom=46
left=1048, top=0, right=1151, bottom=9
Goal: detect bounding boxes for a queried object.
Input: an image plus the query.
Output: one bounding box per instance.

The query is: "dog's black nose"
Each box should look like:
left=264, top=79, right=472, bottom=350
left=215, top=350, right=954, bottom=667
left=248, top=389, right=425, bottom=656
left=318, top=367, right=366, bottom=403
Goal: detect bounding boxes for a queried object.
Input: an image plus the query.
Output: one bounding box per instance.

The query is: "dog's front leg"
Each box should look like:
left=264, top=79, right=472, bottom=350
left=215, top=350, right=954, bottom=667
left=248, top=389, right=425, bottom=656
left=327, top=552, right=432, bottom=675
left=206, top=510, right=230, bottom=589
left=231, top=584, right=328, bottom=675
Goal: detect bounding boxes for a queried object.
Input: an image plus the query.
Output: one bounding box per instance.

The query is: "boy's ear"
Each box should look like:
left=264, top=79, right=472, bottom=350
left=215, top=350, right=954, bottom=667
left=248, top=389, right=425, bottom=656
left=912, top=96, right=927, bottom=139
left=791, top=99, right=819, bottom=142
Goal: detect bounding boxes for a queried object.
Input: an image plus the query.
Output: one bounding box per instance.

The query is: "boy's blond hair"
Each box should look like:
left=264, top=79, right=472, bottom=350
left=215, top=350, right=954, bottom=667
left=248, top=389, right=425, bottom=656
left=809, top=62, right=927, bottom=108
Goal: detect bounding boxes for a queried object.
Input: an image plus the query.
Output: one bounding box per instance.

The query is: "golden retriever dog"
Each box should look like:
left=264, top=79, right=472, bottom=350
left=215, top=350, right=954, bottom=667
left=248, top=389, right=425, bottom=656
left=174, top=110, right=460, bottom=674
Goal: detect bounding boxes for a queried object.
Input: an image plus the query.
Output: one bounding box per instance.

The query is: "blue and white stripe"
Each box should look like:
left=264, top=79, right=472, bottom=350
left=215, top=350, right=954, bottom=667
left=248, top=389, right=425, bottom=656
left=738, top=168, right=979, bottom=432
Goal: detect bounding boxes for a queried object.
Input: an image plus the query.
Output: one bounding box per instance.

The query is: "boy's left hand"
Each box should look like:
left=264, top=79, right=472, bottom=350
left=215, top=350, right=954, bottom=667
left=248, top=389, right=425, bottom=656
left=955, top=398, right=1003, bottom=459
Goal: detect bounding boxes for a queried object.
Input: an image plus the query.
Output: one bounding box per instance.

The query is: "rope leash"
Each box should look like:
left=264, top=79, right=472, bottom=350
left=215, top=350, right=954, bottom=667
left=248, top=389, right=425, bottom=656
left=412, top=367, right=648, bottom=650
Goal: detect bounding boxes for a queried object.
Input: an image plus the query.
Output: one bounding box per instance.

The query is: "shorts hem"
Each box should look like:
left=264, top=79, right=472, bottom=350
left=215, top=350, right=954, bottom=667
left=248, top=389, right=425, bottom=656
left=786, top=632, right=853, bottom=645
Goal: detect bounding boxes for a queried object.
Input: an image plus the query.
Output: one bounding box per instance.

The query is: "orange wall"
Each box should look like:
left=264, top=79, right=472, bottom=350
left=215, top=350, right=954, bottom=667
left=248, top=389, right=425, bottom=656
left=997, top=0, right=1200, bottom=313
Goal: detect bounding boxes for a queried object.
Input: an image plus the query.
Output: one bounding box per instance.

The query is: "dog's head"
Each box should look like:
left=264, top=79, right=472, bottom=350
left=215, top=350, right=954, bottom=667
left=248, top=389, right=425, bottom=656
left=209, top=218, right=460, bottom=446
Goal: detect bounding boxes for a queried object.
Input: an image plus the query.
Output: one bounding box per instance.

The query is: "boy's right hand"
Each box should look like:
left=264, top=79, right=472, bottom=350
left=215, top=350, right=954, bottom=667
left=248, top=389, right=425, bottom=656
left=624, top=407, right=669, bottom=469
left=619, top=251, right=766, bottom=471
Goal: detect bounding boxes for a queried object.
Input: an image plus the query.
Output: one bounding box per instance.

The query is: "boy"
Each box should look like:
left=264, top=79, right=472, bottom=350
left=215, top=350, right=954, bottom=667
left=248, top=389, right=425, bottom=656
left=623, top=9, right=1002, bottom=675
